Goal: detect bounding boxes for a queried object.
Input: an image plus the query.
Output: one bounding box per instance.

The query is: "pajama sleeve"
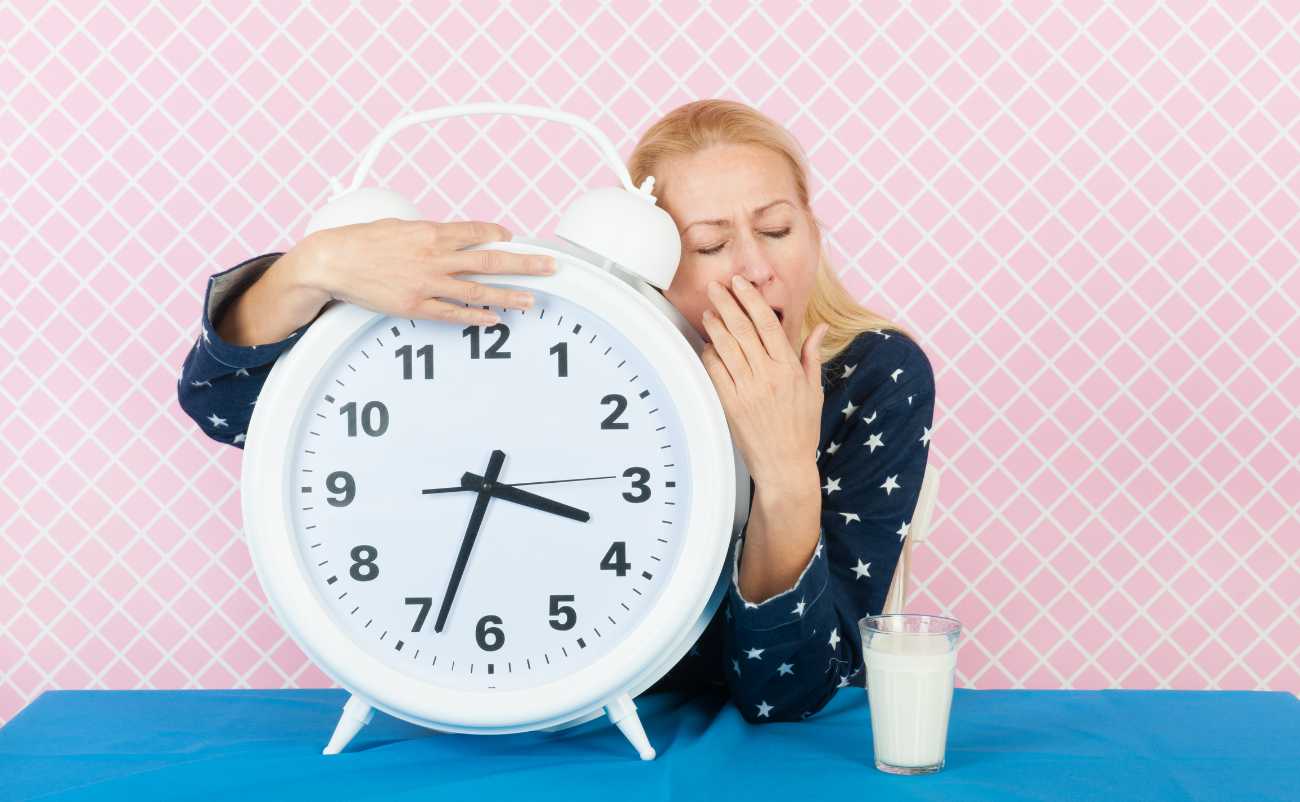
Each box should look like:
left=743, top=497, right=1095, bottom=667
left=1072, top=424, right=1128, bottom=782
left=176, top=251, right=314, bottom=449
left=720, top=330, right=936, bottom=723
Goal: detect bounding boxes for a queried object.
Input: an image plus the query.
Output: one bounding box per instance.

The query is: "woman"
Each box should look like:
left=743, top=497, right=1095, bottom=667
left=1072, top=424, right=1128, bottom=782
left=178, top=99, right=935, bottom=723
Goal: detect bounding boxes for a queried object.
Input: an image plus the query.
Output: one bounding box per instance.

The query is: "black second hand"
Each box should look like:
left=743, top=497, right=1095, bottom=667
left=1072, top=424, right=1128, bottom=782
left=421, top=474, right=618, bottom=494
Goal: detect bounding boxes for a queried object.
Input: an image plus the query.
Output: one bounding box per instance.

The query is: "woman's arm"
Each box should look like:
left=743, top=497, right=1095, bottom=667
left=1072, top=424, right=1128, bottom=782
left=215, top=241, right=330, bottom=347
left=721, top=331, right=937, bottom=723
left=176, top=219, right=554, bottom=450
left=735, top=470, right=822, bottom=602
left=176, top=248, right=327, bottom=449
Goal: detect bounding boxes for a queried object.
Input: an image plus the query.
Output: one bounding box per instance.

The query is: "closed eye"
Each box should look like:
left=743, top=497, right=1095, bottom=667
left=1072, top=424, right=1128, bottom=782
left=696, top=228, right=791, bottom=255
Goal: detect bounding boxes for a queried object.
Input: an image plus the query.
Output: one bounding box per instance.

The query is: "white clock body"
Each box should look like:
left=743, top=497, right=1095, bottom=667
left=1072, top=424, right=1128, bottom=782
left=241, top=236, right=750, bottom=753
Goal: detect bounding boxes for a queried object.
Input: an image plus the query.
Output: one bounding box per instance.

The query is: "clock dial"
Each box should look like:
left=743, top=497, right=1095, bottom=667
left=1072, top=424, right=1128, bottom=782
left=290, top=286, right=693, bottom=691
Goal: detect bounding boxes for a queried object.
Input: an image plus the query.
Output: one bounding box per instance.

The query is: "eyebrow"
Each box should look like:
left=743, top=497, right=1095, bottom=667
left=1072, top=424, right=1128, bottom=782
left=681, top=199, right=794, bottom=234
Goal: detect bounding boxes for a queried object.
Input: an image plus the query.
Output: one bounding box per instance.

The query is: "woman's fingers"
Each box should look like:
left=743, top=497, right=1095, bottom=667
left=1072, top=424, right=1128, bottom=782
left=442, top=248, right=557, bottom=276
left=418, top=225, right=556, bottom=317
left=699, top=343, right=738, bottom=407
left=426, top=276, right=538, bottom=315
left=434, top=249, right=556, bottom=312
left=705, top=280, right=766, bottom=374
left=317, top=218, right=560, bottom=325
left=802, top=322, right=830, bottom=386
left=428, top=220, right=513, bottom=250
left=409, top=297, right=502, bottom=326
left=701, top=308, right=752, bottom=385
left=725, top=275, right=790, bottom=363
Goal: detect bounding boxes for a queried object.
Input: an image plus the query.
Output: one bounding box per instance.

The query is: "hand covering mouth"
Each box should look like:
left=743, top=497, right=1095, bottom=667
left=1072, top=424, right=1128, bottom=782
left=703, top=307, right=782, bottom=344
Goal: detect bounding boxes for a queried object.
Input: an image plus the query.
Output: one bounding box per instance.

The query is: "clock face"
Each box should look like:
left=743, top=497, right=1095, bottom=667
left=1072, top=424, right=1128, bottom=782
left=288, top=285, right=694, bottom=691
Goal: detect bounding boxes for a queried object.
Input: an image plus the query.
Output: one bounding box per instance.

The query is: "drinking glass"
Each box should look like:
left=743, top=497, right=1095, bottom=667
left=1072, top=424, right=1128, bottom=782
left=858, top=613, right=962, bottom=775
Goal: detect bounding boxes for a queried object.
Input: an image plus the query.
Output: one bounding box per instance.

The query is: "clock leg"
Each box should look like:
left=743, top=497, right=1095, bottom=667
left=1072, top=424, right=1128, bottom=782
left=604, top=692, right=656, bottom=761
left=322, top=694, right=374, bottom=755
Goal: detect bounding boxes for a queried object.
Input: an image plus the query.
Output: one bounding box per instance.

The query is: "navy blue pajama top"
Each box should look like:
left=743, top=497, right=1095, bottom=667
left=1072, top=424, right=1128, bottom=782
left=178, top=252, right=937, bottom=724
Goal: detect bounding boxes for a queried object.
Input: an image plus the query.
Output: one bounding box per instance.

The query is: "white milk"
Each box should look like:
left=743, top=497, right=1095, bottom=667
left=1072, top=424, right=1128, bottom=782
left=864, top=634, right=957, bottom=769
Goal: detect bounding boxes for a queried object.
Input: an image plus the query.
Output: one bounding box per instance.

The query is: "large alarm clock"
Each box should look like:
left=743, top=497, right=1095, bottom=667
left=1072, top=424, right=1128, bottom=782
left=240, top=103, right=751, bottom=760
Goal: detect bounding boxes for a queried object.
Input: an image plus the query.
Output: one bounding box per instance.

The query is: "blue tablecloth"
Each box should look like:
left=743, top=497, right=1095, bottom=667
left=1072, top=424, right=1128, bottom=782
left=1, top=686, right=1296, bottom=801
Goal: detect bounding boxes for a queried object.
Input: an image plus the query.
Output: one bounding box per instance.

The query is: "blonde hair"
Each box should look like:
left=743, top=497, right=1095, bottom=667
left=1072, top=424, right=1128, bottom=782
left=627, top=98, right=917, bottom=368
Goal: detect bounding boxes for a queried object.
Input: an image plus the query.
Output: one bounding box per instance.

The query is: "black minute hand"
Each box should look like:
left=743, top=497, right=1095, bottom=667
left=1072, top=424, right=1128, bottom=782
left=434, top=449, right=505, bottom=634
left=460, top=471, right=590, bottom=523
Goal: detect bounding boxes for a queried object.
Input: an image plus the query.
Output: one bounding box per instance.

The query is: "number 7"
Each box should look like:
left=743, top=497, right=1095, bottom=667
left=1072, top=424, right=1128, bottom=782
left=405, top=597, right=433, bottom=632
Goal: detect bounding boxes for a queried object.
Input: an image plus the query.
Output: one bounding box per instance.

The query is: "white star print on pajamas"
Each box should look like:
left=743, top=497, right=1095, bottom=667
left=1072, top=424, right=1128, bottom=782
left=179, top=255, right=936, bottom=727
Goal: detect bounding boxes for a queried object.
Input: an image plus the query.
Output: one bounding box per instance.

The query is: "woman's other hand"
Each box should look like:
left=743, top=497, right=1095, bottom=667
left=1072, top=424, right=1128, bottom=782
left=699, top=274, right=829, bottom=490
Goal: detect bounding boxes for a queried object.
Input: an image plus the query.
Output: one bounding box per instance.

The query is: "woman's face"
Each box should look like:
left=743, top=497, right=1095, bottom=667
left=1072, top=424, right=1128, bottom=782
left=656, top=143, right=821, bottom=350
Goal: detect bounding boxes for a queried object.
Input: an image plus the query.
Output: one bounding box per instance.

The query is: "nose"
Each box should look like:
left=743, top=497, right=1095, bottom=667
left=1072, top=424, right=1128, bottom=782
left=733, top=231, right=776, bottom=287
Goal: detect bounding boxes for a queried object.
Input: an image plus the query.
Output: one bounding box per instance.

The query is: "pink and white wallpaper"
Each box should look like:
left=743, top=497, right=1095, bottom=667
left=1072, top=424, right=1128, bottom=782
left=2, top=1, right=1298, bottom=724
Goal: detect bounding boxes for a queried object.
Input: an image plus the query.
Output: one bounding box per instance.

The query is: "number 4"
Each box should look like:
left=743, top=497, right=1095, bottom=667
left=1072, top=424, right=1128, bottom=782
left=600, top=542, right=630, bottom=576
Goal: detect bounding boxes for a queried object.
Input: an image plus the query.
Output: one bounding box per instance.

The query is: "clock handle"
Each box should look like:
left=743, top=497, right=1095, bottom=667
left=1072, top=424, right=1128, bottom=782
left=338, top=103, right=642, bottom=199
left=322, top=694, right=374, bottom=755
left=604, top=692, right=656, bottom=761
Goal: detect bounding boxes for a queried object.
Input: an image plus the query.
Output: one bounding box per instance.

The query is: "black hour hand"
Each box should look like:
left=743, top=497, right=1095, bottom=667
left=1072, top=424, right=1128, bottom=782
left=460, top=472, right=590, bottom=523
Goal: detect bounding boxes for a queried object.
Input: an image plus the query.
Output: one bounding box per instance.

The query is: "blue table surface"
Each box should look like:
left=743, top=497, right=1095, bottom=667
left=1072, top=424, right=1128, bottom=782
left=1, top=686, right=1297, bottom=801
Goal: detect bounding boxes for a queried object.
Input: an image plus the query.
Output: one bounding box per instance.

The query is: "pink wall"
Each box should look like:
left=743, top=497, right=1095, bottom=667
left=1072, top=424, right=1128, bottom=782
left=2, top=2, right=1297, bottom=723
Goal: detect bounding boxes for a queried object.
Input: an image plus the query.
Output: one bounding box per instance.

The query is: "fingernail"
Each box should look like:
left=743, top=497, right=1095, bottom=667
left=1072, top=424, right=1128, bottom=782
left=732, top=275, right=746, bottom=288
left=513, top=292, right=533, bottom=307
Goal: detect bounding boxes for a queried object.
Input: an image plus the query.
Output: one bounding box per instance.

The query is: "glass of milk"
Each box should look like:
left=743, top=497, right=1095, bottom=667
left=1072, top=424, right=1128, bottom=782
left=858, top=613, right=962, bottom=775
